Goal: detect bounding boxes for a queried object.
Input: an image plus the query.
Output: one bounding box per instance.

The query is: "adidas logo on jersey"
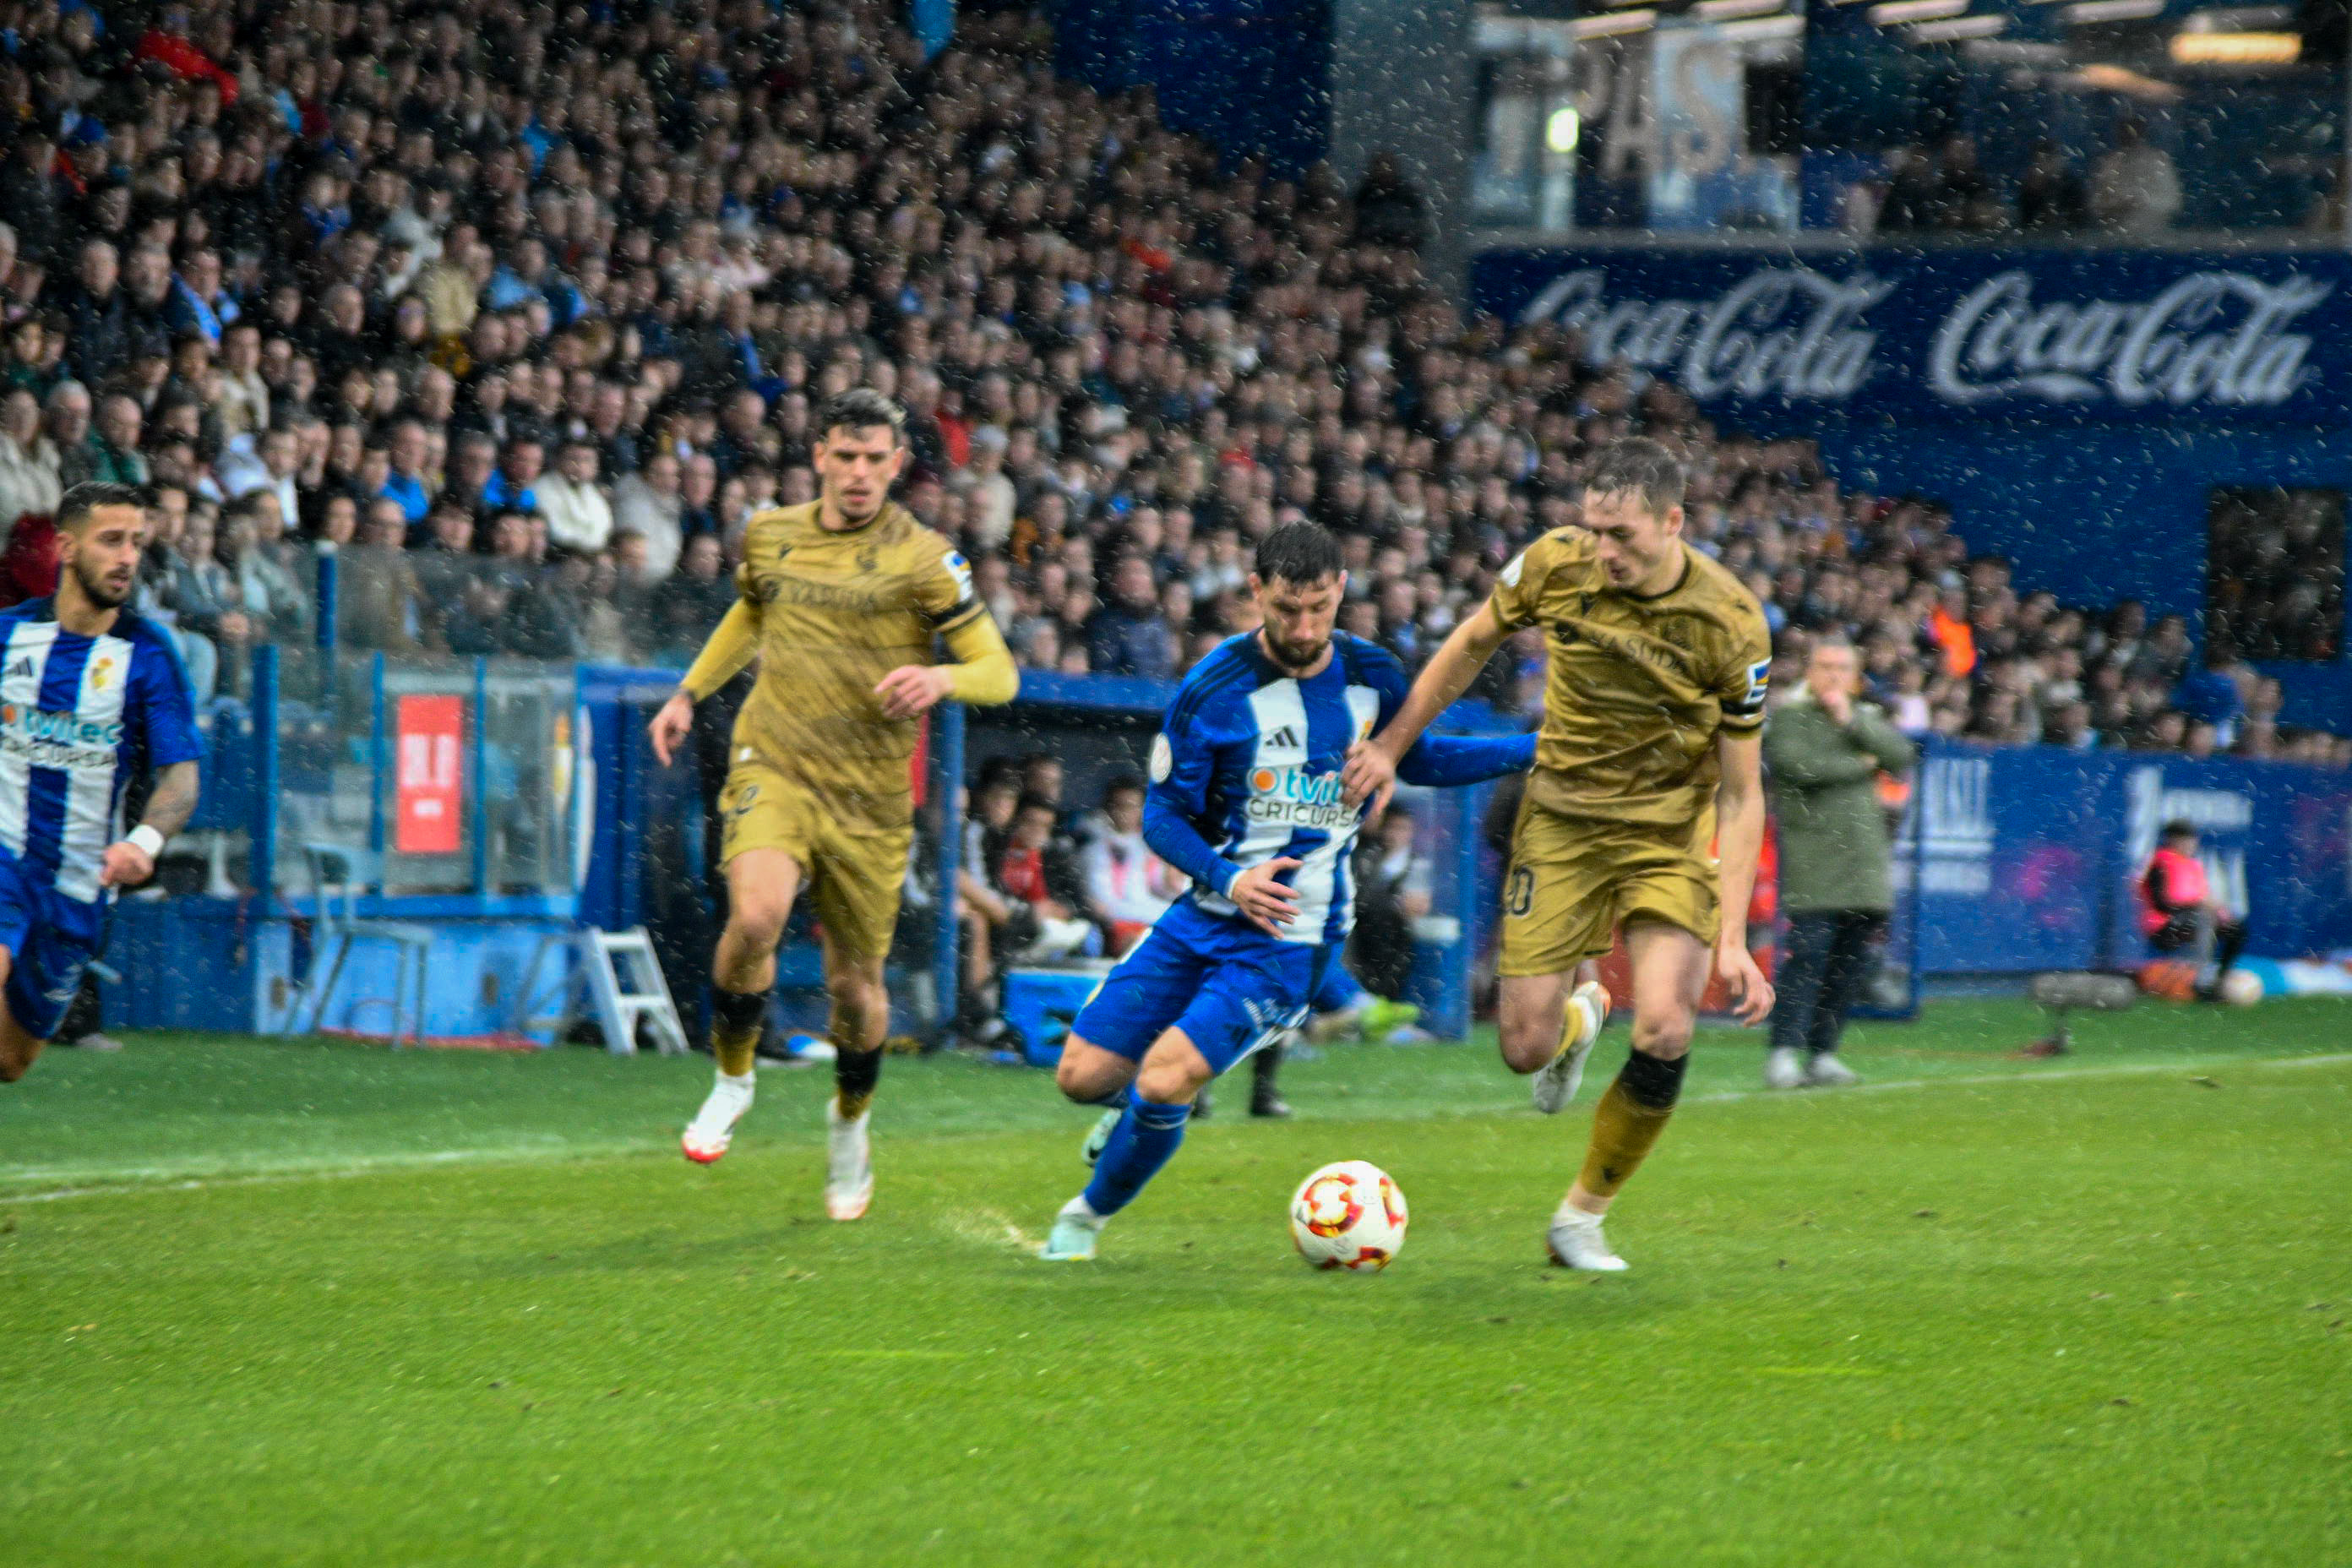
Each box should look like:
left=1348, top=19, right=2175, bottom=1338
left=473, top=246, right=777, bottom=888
left=1265, top=725, right=1302, bottom=750
left=4, top=657, right=32, bottom=680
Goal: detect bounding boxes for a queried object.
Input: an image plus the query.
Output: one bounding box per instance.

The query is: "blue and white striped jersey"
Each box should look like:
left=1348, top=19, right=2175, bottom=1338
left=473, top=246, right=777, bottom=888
left=0, top=600, right=204, bottom=905
left=1142, top=632, right=1533, bottom=949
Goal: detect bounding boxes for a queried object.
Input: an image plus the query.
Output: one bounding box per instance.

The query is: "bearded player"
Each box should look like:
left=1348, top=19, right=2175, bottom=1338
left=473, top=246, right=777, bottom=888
left=0, top=482, right=203, bottom=1084
left=1037, top=521, right=1534, bottom=1262
left=1343, top=438, right=1774, bottom=1272
left=648, top=389, right=1017, bottom=1217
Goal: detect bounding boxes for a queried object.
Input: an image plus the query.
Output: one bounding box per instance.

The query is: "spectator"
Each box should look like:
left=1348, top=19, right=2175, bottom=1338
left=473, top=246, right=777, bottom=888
left=1086, top=553, right=1176, bottom=680
left=2090, top=118, right=2182, bottom=236
left=1761, top=635, right=1915, bottom=1090
left=51, top=239, right=132, bottom=384
left=2138, top=820, right=2247, bottom=999
left=161, top=500, right=248, bottom=690
left=536, top=438, right=615, bottom=557
left=482, top=438, right=544, bottom=515
left=1352, top=152, right=1433, bottom=253
left=0, top=388, right=63, bottom=531
left=991, top=792, right=1096, bottom=961
left=2017, top=143, right=2088, bottom=233
left=87, top=395, right=151, bottom=488
left=612, top=449, right=686, bottom=579
left=337, top=500, right=422, bottom=653
left=645, top=532, right=734, bottom=664
left=1078, top=775, right=1177, bottom=955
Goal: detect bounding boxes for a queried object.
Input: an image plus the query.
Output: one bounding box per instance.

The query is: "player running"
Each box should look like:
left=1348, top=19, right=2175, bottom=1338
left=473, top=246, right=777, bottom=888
left=0, top=482, right=202, bottom=1084
left=1342, top=438, right=1774, bottom=1272
left=648, top=390, right=1017, bottom=1217
left=1038, top=521, right=1534, bottom=1262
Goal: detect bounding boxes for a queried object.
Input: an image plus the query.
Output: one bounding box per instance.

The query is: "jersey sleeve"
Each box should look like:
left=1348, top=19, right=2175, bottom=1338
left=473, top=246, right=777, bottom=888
left=134, top=631, right=205, bottom=768
left=913, top=536, right=985, bottom=634
left=1356, top=635, right=1537, bottom=787
left=1486, top=531, right=1575, bottom=633
left=1712, top=606, right=1774, bottom=735
left=1141, top=680, right=1240, bottom=897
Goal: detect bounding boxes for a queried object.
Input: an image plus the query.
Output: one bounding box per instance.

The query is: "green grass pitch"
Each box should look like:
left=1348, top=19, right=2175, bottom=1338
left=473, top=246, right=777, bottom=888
left=3, top=999, right=2348, bottom=1566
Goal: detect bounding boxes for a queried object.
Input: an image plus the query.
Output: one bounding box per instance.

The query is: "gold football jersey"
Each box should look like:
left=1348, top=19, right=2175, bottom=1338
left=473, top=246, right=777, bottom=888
left=730, top=500, right=983, bottom=815
left=1488, top=528, right=1772, bottom=827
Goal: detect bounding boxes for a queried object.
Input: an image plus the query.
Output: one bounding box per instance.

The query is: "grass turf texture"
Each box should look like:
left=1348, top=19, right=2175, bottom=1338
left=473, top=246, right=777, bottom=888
left=3, top=1001, right=2346, bottom=1566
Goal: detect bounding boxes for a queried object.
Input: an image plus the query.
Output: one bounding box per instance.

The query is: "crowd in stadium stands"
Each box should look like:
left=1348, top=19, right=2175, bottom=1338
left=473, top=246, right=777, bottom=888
left=0, top=0, right=2344, bottom=774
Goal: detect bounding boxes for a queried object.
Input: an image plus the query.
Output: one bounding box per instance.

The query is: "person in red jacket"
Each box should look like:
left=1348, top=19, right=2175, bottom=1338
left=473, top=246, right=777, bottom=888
left=2140, top=820, right=2246, bottom=1000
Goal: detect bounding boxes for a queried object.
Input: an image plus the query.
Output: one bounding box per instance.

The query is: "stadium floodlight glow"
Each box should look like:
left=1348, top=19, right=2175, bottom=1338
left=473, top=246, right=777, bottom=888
left=1695, top=0, right=1786, bottom=20
left=1573, top=8, right=1658, bottom=35
left=1546, top=106, right=1582, bottom=154
left=1909, top=13, right=2010, bottom=36
left=2064, top=0, right=2165, bottom=21
left=1870, top=0, right=1968, bottom=24
left=2169, top=29, right=2300, bottom=59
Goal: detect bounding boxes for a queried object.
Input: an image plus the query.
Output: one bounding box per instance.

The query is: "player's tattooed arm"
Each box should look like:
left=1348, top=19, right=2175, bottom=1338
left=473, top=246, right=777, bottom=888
left=103, top=761, right=200, bottom=889
left=142, top=760, right=200, bottom=838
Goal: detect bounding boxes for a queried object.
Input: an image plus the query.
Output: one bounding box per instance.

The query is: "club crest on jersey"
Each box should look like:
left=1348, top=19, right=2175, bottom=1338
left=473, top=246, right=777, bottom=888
left=89, top=656, right=117, bottom=691
left=1148, top=733, right=1172, bottom=783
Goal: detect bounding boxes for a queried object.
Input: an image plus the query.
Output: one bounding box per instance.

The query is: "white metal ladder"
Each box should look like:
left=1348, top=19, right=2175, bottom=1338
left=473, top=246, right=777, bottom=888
left=514, top=928, right=691, bottom=1056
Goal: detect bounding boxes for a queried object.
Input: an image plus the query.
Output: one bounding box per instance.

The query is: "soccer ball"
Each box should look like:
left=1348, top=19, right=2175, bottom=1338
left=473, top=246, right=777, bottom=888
left=1289, top=1161, right=1407, bottom=1271
left=2215, top=969, right=2263, bottom=1007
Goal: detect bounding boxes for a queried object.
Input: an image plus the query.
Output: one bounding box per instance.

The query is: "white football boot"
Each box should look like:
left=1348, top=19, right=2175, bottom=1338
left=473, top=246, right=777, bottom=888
left=1546, top=1206, right=1630, bottom=1273
left=1763, top=1047, right=1807, bottom=1090
left=680, top=1070, right=755, bottom=1164
left=824, top=1100, right=874, bottom=1221
left=1531, top=980, right=1610, bottom=1114
left=1805, top=1053, right=1860, bottom=1088
left=1040, top=1196, right=1103, bottom=1260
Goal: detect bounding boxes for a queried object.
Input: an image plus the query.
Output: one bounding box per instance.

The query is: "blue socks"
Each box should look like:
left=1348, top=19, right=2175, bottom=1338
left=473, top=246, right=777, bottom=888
left=1081, top=1090, right=1194, bottom=1217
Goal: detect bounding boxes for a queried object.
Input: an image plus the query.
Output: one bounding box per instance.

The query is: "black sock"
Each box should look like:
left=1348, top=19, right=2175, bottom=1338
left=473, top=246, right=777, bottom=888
left=834, top=1047, right=883, bottom=1116
left=1618, top=1047, right=1689, bottom=1110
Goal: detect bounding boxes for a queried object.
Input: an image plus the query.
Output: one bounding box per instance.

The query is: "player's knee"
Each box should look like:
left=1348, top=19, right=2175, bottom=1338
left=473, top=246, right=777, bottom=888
left=1135, top=1056, right=1207, bottom=1105
left=1631, top=1009, right=1694, bottom=1060
left=1497, top=1005, right=1560, bottom=1073
left=726, top=900, right=789, bottom=955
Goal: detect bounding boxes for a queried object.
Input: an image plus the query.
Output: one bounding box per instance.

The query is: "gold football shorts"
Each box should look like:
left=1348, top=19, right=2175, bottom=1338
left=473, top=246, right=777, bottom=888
left=1498, top=800, right=1719, bottom=977
left=717, top=760, right=912, bottom=961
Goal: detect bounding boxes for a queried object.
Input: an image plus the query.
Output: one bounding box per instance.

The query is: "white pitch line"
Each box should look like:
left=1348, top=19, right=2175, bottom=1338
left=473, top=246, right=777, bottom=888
left=7, top=1051, right=2349, bottom=1207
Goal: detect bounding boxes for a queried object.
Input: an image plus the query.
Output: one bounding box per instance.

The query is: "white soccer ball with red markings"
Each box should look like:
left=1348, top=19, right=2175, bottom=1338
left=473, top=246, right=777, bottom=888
left=1289, top=1161, right=1407, bottom=1271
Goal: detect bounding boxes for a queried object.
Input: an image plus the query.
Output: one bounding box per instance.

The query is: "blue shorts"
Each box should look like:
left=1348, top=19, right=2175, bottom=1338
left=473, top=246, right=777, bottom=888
left=1311, top=960, right=1363, bottom=1015
left=0, top=847, right=104, bottom=1041
left=1070, top=900, right=1327, bottom=1075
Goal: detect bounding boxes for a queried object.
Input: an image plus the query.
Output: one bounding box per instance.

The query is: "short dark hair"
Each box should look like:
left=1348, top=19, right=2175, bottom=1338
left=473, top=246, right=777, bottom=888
left=1101, top=771, right=1145, bottom=803
left=1254, top=520, right=1343, bottom=585
left=57, top=481, right=144, bottom=531
left=2160, top=819, right=2198, bottom=842
left=1014, top=792, right=1059, bottom=819
left=817, top=388, right=906, bottom=445
left=1585, top=437, right=1685, bottom=516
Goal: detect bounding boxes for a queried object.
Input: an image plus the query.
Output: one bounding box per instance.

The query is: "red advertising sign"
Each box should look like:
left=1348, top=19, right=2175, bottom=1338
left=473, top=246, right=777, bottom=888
left=395, top=694, right=466, bottom=855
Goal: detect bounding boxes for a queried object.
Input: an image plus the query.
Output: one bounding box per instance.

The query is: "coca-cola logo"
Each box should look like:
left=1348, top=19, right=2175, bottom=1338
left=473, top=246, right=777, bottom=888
left=1928, top=270, right=2326, bottom=408
left=1521, top=266, right=1887, bottom=400
left=1513, top=259, right=2332, bottom=413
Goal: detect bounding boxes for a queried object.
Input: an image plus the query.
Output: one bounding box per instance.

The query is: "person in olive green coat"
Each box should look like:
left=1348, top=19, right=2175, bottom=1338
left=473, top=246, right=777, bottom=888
left=1761, top=635, right=1914, bottom=1088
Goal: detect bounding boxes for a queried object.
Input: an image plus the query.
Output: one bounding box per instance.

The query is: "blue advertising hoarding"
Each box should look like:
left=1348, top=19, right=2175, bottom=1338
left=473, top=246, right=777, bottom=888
left=1471, top=247, right=2352, bottom=427
left=1899, top=740, right=2352, bottom=975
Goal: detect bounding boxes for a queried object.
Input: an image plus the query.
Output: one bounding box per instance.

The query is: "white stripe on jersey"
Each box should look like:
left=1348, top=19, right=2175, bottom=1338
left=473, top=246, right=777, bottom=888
left=55, top=631, right=133, bottom=902
left=0, top=620, right=61, bottom=859
left=1288, top=683, right=1383, bottom=943
left=1193, top=680, right=1312, bottom=926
